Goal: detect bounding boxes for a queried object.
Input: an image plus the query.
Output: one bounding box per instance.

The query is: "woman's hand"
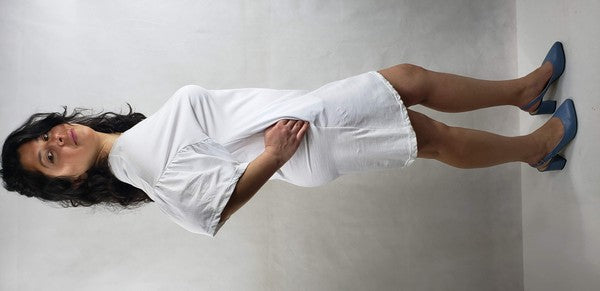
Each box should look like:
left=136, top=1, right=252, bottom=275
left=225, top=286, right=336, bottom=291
left=264, top=119, right=309, bottom=166
left=223, top=120, right=308, bottom=223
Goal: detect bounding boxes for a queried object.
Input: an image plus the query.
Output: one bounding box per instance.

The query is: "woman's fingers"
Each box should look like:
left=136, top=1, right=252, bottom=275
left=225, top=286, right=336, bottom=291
left=280, top=119, right=306, bottom=128
left=281, top=119, right=293, bottom=128
left=291, top=120, right=306, bottom=129
left=277, top=119, right=309, bottom=136
left=292, top=120, right=303, bottom=129
left=296, top=121, right=309, bottom=139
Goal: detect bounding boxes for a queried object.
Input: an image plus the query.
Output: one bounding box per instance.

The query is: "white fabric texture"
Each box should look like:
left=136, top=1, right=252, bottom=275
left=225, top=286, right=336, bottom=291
left=108, top=71, right=418, bottom=237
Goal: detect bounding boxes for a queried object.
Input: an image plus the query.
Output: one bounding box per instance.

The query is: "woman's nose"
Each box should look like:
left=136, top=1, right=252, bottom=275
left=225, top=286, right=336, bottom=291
left=51, top=132, right=66, bottom=145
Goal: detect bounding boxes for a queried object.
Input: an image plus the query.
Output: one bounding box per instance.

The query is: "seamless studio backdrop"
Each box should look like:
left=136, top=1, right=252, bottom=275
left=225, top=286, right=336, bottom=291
left=1, top=1, right=599, bottom=291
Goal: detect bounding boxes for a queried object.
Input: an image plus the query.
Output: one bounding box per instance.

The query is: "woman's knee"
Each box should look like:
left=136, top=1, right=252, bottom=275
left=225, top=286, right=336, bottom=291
left=406, top=109, right=447, bottom=159
left=379, top=63, right=428, bottom=107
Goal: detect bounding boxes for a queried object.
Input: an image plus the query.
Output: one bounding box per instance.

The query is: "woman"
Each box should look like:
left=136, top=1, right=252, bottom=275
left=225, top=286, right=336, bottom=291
left=1, top=41, right=577, bottom=237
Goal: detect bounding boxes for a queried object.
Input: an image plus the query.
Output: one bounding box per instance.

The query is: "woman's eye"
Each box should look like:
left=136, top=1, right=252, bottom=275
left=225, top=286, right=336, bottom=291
left=43, top=133, right=49, bottom=141
left=47, top=151, right=54, bottom=163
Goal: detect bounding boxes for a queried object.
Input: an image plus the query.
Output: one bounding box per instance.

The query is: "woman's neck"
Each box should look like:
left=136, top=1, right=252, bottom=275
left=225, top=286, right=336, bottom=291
left=95, top=132, right=122, bottom=166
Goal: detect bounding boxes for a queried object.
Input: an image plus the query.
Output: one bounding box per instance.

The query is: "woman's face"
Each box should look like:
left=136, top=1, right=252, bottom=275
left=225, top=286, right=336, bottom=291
left=18, top=123, right=104, bottom=181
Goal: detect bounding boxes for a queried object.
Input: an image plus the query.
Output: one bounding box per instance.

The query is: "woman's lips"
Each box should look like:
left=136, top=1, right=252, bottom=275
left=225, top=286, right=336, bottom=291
left=70, top=129, right=78, bottom=145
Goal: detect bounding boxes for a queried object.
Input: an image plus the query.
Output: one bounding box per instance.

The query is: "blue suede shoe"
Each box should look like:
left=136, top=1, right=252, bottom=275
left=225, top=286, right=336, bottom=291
left=521, top=41, right=566, bottom=115
left=530, top=99, right=577, bottom=172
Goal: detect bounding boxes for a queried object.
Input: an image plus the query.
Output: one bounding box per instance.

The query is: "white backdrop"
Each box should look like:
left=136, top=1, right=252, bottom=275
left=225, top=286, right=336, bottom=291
left=0, top=1, right=522, bottom=290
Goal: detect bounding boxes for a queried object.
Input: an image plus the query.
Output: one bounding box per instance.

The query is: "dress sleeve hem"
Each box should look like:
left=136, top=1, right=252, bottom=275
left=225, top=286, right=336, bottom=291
left=206, top=161, right=251, bottom=237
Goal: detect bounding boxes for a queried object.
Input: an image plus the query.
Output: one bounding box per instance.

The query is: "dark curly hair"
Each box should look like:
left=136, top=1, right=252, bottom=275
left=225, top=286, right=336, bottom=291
left=0, top=104, right=153, bottom=210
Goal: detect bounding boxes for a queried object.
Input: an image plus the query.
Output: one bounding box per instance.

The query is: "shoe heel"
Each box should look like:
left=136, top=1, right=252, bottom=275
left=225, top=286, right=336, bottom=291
left=540, top=155, right=567, bottom=172
left=531, top=100, right=557, bottom=115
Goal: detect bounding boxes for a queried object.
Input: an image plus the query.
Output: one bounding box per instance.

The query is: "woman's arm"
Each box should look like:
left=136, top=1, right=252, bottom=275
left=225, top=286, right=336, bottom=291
left=220, top=150, right=283, bottom=222
left=220, top=119, right=309, bottom=223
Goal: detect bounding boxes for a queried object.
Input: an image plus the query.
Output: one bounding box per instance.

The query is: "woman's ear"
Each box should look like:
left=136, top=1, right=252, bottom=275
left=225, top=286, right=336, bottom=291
left=72, top=173, right=88, bottom=189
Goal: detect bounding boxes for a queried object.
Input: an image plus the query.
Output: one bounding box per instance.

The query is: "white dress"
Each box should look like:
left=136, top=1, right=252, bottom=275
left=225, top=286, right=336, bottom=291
left=108, top=71, right=418, bottom=237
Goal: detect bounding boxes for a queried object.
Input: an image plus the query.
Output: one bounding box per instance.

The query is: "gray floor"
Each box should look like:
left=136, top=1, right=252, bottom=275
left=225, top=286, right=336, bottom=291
left=517, top=0, right=600, bottom=290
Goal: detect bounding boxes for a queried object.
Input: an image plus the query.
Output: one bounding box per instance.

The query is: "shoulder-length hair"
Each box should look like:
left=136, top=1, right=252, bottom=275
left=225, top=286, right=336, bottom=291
left=0, top=104, right=153, bottom=210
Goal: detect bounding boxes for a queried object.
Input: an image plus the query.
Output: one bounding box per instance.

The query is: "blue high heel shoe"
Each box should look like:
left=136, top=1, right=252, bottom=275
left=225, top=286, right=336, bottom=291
left=521, top=41, right=566, bottom=115
left=530, top=99, right=577, bottom=172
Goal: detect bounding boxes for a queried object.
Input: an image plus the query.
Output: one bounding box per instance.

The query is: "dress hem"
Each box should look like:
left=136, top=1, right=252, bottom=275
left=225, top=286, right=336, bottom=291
left=368, top=71, right=419, bottom=168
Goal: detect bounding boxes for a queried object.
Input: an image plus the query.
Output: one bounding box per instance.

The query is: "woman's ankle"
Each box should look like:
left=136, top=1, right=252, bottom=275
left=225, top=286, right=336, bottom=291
left=518, top=64, right=553, bottom=110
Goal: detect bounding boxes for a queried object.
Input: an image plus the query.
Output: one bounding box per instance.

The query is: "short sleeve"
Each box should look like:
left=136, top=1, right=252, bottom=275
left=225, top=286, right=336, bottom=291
left=153, top=138, right=250, bottom=238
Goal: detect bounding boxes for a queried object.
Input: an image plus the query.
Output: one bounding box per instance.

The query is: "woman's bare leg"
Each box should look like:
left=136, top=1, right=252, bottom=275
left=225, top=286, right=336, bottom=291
left=376, top=63, right=562, bottom=170
left=407, top=107, right=563, bottom=170
left=378, top=63, right=553, bottom=113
